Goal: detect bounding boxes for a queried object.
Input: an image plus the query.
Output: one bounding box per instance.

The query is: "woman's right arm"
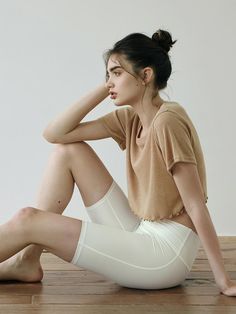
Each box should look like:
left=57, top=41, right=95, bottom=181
left=43, top=83, right=109, bottom=143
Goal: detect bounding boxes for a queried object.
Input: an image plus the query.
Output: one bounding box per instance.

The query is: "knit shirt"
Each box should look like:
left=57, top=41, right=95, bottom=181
left=96, top=101, right=208, bottom=221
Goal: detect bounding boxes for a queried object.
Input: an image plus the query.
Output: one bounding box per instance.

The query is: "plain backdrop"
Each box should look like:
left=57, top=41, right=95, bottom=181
left=0, top=0, right=235, bottom=235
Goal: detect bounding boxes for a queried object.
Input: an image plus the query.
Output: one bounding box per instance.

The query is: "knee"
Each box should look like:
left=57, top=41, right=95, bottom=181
left=53, top=142, right=90, bottom=159
left=12, top=207, right=38, bottom=226
left=8, top=207, right=38, bottom=239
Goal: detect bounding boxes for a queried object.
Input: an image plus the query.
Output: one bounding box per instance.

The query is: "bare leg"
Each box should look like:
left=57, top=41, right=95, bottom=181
left=0, top=142, right=113, bottom=281
left=0, top=207, right=82, bottom=264
left=18, top=145, right=76, bottom=261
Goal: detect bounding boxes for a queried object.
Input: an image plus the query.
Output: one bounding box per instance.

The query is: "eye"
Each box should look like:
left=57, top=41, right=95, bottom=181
left=106, top=71, right=121, bottom=81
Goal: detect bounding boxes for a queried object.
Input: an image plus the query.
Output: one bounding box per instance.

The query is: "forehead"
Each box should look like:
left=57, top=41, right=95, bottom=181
left=106, top=54, right=130, bottom=72
left=106, top=56, right=121, bottom=70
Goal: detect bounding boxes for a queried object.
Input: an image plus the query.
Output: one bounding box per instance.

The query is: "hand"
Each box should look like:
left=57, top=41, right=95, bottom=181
left=101, top=82, right=110, bottom=95
left=219, top=279, right=236, bottom=297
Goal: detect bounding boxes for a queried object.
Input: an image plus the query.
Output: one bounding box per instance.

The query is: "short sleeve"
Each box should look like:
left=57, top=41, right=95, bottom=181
left=96, top=106, right=133, bottom=150
left=154, top=112, right=197, bottom=174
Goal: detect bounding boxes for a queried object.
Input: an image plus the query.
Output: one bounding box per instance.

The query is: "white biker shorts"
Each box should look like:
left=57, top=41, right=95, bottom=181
left=71, top=180, right=201, bottom=290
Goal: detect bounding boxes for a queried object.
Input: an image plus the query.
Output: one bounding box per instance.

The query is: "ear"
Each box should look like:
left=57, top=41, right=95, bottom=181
left=142, top=67, right=154, bottom=84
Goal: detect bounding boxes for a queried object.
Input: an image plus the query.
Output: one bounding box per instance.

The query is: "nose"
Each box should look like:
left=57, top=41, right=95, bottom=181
left=105, top=76, right=114, bottom=89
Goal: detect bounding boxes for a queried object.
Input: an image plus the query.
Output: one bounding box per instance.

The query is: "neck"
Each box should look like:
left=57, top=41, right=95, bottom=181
left=133, top=96, right=165, bottom=133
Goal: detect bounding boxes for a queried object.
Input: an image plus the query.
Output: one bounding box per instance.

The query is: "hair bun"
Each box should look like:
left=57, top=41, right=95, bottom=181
left=151, top=29, right=177, bottom=53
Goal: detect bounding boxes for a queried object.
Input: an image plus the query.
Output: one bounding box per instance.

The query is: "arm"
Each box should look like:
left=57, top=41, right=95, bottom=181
left=171, top=162, right=236, bottom=296
left=43, top=83, right=109, bottom=142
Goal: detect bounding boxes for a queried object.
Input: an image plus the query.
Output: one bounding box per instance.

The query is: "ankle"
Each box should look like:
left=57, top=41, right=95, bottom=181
left=20, top=245, right=43, bottom=262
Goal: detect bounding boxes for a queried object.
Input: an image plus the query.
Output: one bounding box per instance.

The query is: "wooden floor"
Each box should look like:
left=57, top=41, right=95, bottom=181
left=0, top=237, right=235, bottom=314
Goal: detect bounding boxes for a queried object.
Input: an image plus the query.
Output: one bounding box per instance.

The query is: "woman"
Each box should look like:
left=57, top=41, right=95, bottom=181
left=0, top=29, right=235, bottom=296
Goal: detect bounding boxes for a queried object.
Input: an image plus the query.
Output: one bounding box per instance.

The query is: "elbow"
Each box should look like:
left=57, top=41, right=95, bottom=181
left=42, top=130, right=58, bottom=143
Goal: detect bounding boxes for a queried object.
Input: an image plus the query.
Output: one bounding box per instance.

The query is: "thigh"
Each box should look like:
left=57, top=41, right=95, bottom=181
left=85, top=179, right=141, bottom=231
left=20, top=208, right=82, bottom=262
left=71, top=220, right=192, bottom=290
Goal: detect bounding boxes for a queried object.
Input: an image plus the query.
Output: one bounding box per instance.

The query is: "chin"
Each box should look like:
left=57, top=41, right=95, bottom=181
left=113, top=100, right=124, bottom=106
left=113, top=99, right=128, bottom=106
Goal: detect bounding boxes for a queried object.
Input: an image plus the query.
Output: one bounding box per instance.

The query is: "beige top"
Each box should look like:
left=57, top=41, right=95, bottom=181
left=96, top=101, right=208, bottom=221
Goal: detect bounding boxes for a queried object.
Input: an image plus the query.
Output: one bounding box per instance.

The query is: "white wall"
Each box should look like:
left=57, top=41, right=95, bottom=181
left=0, top=0, right=235, bottom=235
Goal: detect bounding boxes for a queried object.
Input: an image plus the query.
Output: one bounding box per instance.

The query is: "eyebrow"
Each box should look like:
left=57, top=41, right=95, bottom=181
left=106, top=66, right=122, bottom=74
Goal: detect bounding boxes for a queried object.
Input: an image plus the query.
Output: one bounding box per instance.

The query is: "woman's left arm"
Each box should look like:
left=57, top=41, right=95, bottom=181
left=172, top=162, right=236, bottom=297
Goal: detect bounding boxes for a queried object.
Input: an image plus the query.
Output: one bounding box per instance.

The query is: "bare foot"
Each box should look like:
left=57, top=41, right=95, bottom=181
left=0, top=253, right=43, bottom=282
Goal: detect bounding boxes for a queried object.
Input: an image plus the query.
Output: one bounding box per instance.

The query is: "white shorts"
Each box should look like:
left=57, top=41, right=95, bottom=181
left=71, top=180, right=201, bottom=290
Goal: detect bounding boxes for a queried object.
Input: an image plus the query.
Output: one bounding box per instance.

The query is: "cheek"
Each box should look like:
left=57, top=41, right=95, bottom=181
left=120, top=77, right=139, bottom=93
left=117, top=86, right=140, bottom=105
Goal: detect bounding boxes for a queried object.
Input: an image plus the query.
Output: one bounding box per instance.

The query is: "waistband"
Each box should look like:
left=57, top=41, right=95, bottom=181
left=137, top=218, right=200, bottom=242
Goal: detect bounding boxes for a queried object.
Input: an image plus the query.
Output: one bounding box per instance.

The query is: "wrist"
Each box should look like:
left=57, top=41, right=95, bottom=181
left=99, top=83, right=110, bottom=97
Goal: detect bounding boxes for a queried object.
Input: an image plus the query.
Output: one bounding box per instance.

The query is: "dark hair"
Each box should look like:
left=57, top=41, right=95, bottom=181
left=103, top=29, right=177, bottom=91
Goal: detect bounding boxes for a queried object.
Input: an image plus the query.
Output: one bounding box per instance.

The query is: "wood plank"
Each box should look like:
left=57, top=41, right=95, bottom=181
left=0, top=294, right=31, bottom=304
left=0, top=304, right=236, bottom=314
left=187, top=271, right=236, bottom=279
left=0, top=277, right=228, bottom=296
left=0, top=280, right=225, bottom=295
left=32, top=293, right=236, bottom=305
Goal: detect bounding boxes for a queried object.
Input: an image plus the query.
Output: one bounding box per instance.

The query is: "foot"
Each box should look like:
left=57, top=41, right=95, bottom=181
left=0, top=253, right=43, bottom=282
